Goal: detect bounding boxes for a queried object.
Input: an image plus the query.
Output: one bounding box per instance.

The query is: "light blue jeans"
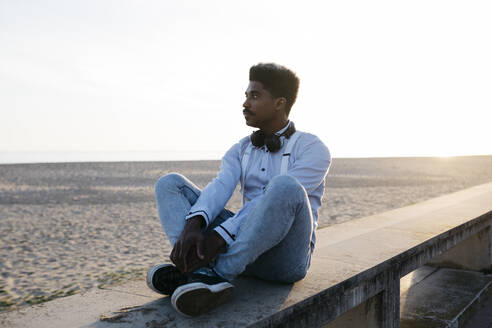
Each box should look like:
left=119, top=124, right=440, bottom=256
left=154, top=173, right=313, bottom=283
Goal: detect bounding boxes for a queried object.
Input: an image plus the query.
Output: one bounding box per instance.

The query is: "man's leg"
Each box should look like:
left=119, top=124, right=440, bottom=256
left=154, top=172, right=201, bottom=246
left=154, top=172, right=233, bottom=243
left=149, top=173, right=233, bottom=295
left=148, top=173, right=201, bottom=295
left=153, top=173, right=236, bottom=316
left=213, top=174, right=313, bottom=283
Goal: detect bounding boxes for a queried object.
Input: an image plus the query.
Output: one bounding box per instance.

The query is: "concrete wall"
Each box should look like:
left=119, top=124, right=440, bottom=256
left=429, top=226, right=492, bottom=273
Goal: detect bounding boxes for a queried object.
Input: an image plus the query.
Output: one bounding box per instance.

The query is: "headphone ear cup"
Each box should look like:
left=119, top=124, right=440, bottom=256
left=265, top=135, right=282, bottom=153
left=250, top=122, right=296, bottom=152
left=250, top=130, right=265, bottom=147
left=285, top=121, right=296, bottom=139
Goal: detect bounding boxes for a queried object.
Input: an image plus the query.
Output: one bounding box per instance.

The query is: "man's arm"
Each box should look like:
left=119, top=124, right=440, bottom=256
left=184, top=141, right=243, bottom=227
left=286, top=135, right=331, bottom=194
left=171, top=140, right=244, bottom=272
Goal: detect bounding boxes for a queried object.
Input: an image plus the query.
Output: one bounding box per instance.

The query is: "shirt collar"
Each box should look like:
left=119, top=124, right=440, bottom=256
left=274, top=120, right=291, bottom=136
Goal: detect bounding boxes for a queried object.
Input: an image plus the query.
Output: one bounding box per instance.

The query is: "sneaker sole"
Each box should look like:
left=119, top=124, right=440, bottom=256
left=146, top=264, right=182, bottom=295
left=171, top=282, right=234, bottom=317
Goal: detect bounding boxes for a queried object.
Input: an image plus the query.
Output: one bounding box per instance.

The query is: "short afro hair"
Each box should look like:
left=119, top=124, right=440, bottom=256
left=249, top=63, right=300, bottom=116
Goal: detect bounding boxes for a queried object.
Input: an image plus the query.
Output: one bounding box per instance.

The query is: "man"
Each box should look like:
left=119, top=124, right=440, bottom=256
left=147, top=63, right=331, bottom=317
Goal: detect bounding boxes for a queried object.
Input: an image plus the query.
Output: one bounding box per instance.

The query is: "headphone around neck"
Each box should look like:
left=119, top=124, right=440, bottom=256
left=250, top=122, right=296, bottom=153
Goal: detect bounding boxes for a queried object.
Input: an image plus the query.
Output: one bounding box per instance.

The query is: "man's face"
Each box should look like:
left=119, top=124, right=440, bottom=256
left=242, top=81, right=277, bottom=128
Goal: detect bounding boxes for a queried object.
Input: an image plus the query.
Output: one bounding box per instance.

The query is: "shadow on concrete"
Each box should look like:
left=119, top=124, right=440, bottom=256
left=87, top=276, right=295, bottom=327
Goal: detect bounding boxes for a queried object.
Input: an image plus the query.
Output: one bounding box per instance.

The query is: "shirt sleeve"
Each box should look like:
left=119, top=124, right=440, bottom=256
left=185, top=141, right=242, bottom=227
left=287, top=135, right=331, bottom=194
left=213, top=196, right=261, bottom=245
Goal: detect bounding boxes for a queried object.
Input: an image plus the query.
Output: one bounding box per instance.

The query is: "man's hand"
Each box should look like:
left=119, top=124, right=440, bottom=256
left=170, top=216, right=206, bottom=273
left=185, top=231, right=226, bottom=273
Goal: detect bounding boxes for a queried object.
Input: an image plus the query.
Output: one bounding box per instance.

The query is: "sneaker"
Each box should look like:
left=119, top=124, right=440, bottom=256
left=171, top=274, right=234, bottom=316
left=146, top=264, right=188, bottom=295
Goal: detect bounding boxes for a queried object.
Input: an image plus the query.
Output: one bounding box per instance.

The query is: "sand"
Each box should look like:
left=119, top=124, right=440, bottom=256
left=1, top=155, right=492, bottom=311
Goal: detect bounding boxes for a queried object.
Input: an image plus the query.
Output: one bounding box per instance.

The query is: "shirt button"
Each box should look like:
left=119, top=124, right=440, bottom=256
left=261, top=168, right=265, bottom=171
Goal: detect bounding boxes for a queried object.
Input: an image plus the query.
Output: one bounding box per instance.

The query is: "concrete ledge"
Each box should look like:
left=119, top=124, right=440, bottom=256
left=2, top=268, right=491, bottom=328
left=1, top=181, right=492, bottom=327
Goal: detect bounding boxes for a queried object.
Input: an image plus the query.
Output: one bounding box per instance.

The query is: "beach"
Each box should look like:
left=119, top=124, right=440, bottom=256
left=1, top=155, right=492, bottom=311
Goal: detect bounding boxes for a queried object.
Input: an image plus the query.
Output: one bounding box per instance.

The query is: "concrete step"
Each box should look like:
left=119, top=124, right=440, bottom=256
left=463, top=289, right=492, bottom=328
left=400, top=267, right=492, bottom=328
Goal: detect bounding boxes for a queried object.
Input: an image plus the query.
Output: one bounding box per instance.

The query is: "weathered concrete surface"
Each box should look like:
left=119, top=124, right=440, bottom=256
left=324, top=266, right=492, bottom=328
left=322, top=292, right=382, bottom=328
left=3, top=266, right=489, bottom=328
left=429, top=226, right=492, bottom=272
left=0, top=277, right=294, bottom=328
left=400, top=268, right=492, bottom=328
left=464, top=285, right=492, bottom=328
left=1, top=182, right=491, bottom=327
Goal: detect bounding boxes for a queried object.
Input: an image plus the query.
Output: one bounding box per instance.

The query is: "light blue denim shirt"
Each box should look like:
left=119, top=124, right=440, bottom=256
left=185, top=121, right=331, bottom=250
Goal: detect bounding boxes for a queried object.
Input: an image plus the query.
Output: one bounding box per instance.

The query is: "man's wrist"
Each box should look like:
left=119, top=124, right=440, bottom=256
left=186, top=215, right=206, bottom=229
left=212, top=230, right=226, bottom=249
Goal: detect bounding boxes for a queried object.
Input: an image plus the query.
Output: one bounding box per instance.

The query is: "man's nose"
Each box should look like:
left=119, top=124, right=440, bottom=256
left=243, top=98, right=250, bottom=108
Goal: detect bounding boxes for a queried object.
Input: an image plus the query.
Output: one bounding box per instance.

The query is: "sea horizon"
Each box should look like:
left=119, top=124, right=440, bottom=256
left=1, top=151, right=492, bottom=165
left=0, top=150, right=226, bottom=164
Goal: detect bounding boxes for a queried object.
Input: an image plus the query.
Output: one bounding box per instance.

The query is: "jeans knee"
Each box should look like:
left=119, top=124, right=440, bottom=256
left=276, top=267, right=308, bottom=284
left=155, top=172, right=185, bottom=196
left=287, top=269, right=308, bottom=283
left=266, top=174, right=305, bottom=198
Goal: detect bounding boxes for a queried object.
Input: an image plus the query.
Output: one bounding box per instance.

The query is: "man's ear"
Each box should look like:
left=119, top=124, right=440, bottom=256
left=274, top=97, right=287, bottom=111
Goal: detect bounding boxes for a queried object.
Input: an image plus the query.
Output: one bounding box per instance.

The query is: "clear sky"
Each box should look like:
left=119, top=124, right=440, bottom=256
left=1, top=0, right=491, bottom=160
